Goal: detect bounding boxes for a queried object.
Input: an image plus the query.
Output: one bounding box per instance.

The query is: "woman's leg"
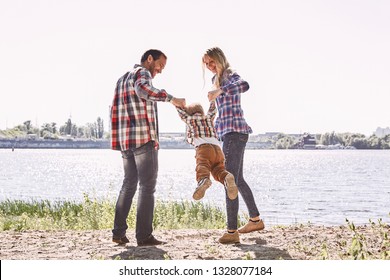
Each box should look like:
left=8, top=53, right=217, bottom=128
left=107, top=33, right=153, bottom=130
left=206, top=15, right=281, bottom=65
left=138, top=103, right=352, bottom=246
left=236, top=140, right=260, bottom=219
left=223, top=133, right=260, bottom=230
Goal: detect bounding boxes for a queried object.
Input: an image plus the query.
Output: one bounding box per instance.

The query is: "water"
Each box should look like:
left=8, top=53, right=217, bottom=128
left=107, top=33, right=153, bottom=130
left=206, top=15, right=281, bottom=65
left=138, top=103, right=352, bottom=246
left=1, top=149, right=389, bottom=226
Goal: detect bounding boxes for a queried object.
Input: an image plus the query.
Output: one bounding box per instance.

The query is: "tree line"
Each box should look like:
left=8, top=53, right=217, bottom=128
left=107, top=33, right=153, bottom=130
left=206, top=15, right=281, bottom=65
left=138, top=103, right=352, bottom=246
left=2, top=121, right=390, bottom=149
left=273, top=132, right=390, bottom=149
left=1, top=118, right=107, bottom=139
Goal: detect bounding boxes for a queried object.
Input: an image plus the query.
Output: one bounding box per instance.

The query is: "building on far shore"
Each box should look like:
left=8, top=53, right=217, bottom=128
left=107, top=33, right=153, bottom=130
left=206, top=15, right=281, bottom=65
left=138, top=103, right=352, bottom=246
left=375, top=127, right=390, bottom=137
left=298, top=133, right=317, bottom=149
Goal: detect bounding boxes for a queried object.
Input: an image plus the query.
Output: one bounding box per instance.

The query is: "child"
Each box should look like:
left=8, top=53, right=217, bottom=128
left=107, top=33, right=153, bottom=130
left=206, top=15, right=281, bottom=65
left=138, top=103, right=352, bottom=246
left=176, top=101, right=238, bottom=200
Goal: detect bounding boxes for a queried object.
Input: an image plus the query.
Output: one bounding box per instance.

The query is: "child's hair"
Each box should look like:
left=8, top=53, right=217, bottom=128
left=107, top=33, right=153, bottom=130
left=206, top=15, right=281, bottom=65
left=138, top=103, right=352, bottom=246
left=185, top=103, right=204, bottom=116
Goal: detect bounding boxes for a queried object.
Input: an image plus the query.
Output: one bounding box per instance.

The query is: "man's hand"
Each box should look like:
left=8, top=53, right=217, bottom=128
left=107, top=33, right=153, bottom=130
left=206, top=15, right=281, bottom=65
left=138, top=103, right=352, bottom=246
left=171, top=97, right=186, bottom=108
left=208, top=89, right=223, bottom=101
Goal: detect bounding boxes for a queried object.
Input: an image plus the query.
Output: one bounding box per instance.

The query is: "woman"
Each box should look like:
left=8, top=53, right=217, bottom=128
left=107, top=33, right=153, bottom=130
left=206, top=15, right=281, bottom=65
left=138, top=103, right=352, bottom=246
left=203, top=47, right=264, bottom=244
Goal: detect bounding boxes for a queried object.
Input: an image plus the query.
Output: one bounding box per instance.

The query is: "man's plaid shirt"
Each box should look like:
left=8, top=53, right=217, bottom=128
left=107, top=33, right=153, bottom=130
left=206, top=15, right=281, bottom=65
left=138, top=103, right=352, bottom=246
left=214, top=71, right=253, bottom=139
left=176, top=101, right=218, bottom=146
left=110, top=64, right=172, bottom=151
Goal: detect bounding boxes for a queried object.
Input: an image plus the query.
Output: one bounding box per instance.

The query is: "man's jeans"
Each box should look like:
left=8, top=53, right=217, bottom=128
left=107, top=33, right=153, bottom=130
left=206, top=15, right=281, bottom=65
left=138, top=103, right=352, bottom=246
left=222, top=132, right=260, bottom=230
left=112, top=141, right=158, bottom=242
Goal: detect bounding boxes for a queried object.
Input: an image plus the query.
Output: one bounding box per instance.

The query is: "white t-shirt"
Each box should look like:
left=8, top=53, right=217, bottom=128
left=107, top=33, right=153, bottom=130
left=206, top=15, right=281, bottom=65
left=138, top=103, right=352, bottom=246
left=192, top=137, right=221, bottom=147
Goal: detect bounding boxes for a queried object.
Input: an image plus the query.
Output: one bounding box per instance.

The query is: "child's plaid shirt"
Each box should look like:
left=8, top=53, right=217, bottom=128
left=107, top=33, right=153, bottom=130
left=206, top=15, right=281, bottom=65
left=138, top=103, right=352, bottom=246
left=176, top=101, right=218, bottom=146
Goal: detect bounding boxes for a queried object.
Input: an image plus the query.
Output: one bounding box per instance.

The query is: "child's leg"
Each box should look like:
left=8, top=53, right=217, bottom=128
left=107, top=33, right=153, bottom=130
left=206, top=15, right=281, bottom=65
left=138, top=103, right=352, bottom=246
left=195, top=145, right=213, bottom=182
left=193, top=145, right=215, bottom=200
left=210, top=146, right=229, bottom=184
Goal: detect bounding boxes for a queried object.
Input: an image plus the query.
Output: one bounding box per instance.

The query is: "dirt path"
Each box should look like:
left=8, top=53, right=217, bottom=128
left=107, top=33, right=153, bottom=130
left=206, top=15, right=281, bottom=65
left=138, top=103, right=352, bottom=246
left=0, top=225, right=388, bottom=260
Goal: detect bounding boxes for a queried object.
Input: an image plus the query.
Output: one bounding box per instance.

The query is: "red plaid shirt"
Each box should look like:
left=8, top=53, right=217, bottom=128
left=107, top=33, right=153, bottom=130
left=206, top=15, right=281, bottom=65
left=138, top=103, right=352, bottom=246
left=176, top=101, right=218, bottom=145
left=110, top=64, right=172, bottom=151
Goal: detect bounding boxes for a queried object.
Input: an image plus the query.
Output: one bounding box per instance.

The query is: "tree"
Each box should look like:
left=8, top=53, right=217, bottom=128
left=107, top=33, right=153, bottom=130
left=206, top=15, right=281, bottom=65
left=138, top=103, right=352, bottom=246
left=85, top=123, right=96, bottom=138
left=273, top=133, right=298, bottom=149
left=71, top=124, right=78, bottom=137
left=65, top=119, right=72, bottom=135
left=77, top=127, right=85, bottom=138
left=351, top=137, right=368, bottom=149
left=320, top=131, right=342, bottom=145
left=367, top=135, right=382, bottom=149
left=23, top=120, right=32, bottom=133
left=96, top=117, right=104, bottom=139
left=40, top=123, right=58, bottom=139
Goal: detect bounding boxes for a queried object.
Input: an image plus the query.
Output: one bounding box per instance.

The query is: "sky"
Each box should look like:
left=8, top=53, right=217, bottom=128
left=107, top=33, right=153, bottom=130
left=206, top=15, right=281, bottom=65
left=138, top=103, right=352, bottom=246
left=0, top=0, right=389, bottom=136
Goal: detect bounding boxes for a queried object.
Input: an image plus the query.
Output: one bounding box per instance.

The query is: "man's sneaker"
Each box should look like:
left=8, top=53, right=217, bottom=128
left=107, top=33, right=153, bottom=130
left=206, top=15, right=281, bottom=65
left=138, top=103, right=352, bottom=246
left=224, top=173, right=238, bottom=200
left=137, top=235, right=166, bottom=247
left=218, top=231, right=240, bottom=244
left=193, top=177, right=212, bottom=200
left=112, top=236, right=130, bottom=245
left=238, top=219, right=265, bottom=234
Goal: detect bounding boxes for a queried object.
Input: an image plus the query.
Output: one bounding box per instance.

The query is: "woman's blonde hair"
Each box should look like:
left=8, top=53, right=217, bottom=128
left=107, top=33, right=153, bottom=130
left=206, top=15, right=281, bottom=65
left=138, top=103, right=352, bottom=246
left=202, top=47, right=233, bottom=88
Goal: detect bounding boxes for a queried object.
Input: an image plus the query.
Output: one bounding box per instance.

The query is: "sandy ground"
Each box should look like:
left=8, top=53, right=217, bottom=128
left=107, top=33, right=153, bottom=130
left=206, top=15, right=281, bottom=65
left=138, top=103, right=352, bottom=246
left=1, top=224, right=389, bottom=260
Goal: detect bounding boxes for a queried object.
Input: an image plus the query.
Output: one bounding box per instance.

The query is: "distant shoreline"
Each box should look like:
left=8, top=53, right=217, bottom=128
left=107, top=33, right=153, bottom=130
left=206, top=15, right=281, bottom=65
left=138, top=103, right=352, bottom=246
left=0, top=138, right=266, bottom=150
left=1, top=137, right=388, bottom=150
left=0, top=138, right=110, bottom=149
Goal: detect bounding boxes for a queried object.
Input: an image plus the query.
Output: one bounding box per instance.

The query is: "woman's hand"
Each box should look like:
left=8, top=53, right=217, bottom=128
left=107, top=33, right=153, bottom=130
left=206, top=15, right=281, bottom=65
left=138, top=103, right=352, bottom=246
left=208, top=89, right=223, bottom=101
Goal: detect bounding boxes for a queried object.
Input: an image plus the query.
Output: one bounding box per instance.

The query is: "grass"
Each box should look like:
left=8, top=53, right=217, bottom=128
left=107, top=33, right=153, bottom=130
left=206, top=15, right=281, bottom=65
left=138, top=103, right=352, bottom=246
left=1, top=196, right=389, bottom=260
left=288, top=218, right=390, bottom=260
left=0, top=194, right=228, bottom=231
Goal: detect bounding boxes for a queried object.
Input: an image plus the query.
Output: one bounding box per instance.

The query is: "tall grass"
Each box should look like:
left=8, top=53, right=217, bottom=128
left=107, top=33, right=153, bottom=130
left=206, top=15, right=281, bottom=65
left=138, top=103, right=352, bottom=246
left=0, top=195, right=228, bottom=231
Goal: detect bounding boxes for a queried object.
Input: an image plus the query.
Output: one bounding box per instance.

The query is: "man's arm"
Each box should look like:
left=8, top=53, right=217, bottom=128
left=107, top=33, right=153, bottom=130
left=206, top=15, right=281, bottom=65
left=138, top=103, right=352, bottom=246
left=134, top=68, right=172, bottom=102
left=170, top=97, right=186, bottom=108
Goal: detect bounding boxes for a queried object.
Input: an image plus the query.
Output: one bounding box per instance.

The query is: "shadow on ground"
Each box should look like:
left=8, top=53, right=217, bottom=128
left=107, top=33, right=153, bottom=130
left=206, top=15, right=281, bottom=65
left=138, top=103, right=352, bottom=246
left=237, top=237, right=292, bottom=260
left=110, top=245, right=168, bottom=260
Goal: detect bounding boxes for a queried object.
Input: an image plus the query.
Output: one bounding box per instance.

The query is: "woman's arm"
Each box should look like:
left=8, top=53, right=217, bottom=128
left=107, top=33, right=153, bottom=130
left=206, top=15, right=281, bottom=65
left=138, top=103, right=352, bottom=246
left=220, top=72, right=250, bottom=96
left=208, top=73, right=249, bottom=101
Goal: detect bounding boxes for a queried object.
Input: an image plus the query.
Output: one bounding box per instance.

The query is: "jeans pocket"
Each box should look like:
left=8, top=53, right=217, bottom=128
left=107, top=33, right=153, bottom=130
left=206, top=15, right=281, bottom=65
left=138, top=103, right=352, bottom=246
left=121, top=150, right=133, bottom=159
left=133, top=141, right=154, bottom=156
left=238, top=133, right=248, bottom=143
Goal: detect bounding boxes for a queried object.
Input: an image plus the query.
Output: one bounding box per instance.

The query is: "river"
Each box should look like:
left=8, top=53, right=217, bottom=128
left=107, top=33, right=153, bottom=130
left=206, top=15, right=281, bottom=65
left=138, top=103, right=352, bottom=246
left=1, top=149, right=389, bottom=226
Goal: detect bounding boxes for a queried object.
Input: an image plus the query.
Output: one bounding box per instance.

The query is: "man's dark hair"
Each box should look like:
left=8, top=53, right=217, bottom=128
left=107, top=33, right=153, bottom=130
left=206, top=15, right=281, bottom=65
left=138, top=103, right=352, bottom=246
left=141, top=49, right=167, bottom=62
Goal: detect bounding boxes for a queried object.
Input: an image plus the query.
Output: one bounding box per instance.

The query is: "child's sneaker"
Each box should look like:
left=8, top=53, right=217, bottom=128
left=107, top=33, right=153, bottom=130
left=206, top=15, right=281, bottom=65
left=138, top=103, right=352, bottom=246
left=224, top=173, right=238, bottom=200
left=193, top=177, right=212, bottom=200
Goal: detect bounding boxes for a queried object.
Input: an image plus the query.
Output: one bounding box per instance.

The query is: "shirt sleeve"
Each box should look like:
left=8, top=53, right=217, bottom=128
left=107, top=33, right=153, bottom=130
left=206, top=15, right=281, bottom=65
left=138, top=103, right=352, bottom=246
left=134, top=68, right=173, bottom=102
left=176, top=107, right=189, bottom=121
left=220, top=72, right=250, bottom=96
left=206, top=101, right=217, bottom=119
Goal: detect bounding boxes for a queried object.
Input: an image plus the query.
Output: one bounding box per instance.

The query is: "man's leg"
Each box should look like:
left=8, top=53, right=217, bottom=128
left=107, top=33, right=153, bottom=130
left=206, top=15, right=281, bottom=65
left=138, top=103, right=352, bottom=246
left=112, top=150, right=138, bottom=239
left=133, top=141, right=158, bottom=242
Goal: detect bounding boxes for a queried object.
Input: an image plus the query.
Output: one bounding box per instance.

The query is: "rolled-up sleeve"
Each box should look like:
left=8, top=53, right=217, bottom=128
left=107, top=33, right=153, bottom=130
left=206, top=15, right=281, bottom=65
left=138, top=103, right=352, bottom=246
left=134, top=68, right=172, bottom=102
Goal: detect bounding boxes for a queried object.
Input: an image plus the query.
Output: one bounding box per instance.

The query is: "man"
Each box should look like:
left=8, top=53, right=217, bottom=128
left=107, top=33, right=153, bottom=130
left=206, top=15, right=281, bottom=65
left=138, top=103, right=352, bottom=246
left=111, top=49, right=185, bottom=246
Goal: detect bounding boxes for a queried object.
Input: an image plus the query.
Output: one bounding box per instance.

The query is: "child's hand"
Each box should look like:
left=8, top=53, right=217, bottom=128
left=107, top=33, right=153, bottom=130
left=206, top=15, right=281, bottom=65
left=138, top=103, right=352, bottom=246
left=208, top=89, right=223, bottom=101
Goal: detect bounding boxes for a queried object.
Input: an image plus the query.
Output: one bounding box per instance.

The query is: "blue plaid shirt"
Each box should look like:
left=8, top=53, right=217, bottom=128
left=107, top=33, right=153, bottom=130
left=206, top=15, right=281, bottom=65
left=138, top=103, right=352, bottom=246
left=214, top=71, right=253, bottom=139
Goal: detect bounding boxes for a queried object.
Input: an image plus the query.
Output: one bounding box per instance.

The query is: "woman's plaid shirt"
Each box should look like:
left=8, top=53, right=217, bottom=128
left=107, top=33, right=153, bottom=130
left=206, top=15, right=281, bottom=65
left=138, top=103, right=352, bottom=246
left=214, top=71, right=253, bottom=139
left=176, top=102, right=218, bottom=146
left=110, top=64, right=172, bottom=151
